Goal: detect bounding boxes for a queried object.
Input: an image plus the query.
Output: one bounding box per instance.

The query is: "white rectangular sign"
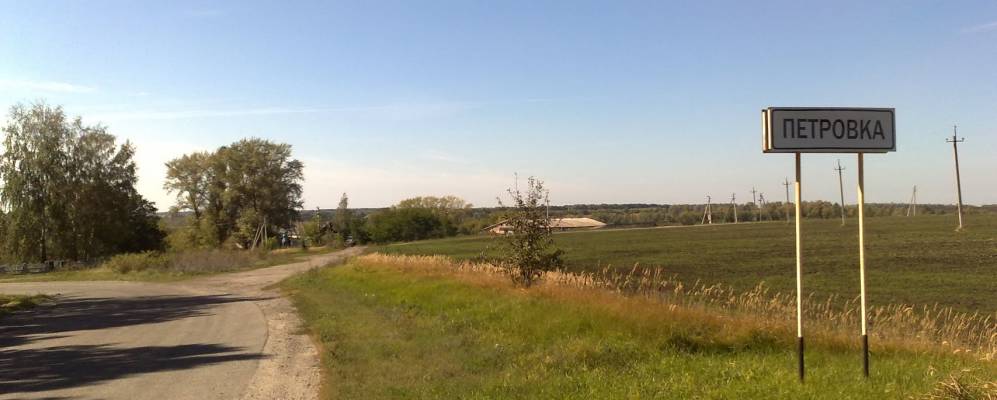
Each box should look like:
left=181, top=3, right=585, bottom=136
left=762, top=107, right=895, bottom=153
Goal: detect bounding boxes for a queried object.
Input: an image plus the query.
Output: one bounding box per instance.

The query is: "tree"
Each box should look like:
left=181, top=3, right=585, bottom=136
left=164, top=152, right=211, bottom=220
left=366, top=207, right=446, bottom=243
left=498, top=176, right=563, bottom=287
left=165, top=138, right=304, bottom=249
left=334, top=193, right=352, bottom=241
left=395, top=195, right=472, bottom=235
left=0, top=102, right=164, bottom=261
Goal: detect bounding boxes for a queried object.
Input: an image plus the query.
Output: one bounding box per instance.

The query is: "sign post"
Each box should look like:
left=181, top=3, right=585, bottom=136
left=762, top=107, right=895, bottom=381
left=793, top=153, right=804, bottom=381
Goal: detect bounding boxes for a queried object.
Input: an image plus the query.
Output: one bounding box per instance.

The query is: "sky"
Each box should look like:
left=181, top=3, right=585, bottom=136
left=1, top=0, right=995, bottom=209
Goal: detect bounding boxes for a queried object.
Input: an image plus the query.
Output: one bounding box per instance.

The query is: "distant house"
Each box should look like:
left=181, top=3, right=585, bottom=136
left=483, top=217, right=606, bottom=235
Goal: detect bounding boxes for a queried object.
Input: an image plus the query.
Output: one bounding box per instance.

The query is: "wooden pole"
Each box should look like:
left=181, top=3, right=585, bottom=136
left=731, top=193, right=738, bottom=224
left=947, top=126, right=965, bottom=231
left=794, top=153, right=804, bottom=382
left=857, top=153, right=869, bottom=378
left=751, top=187, right=759, bottom=222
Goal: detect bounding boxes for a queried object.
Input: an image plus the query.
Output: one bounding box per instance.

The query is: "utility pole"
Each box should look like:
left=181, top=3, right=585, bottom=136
left=783, top=178, right=792, bottom=223
left=702, top=195, right=713, bottom=225
left=947, top=125, right=965, bottom=231
left=758, top=193, right=766, bottom=221
left=730, top=193, right=738, bottom=223
left=545, top=190, right=551, bottom=233
left=835, top=160, right=847, bottom=226
left=907, top=186, right=917, bottom=217
left=751, top=187, right=759, bottom=222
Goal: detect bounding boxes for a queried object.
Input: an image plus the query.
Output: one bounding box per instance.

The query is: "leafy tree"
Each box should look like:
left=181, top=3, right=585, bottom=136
left=362, top=195, right=473, bottom=243
left=334, top=192, right=353, bottom=241
left=164, top=152, right=211, bottom=220
left=366, top=207, right=447, bottom=243
left=301, top=210, right=326, bottom=246
left=0, top=102, right=164, bottom=261
left=396, top=195, right=472, bottom=235
left=165, top=138, right=304, bottom=249
left=498, top=176, right=563, bottom=287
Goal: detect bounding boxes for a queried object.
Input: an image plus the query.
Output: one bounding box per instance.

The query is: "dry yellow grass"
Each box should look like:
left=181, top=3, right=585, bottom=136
left=359, top=253, right=997, bottom=363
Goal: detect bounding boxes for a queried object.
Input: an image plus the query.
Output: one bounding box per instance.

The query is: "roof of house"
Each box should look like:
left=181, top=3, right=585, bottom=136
left=483, top=217, right=606, bottom=231
left=550, top=217, right=606, bottom=228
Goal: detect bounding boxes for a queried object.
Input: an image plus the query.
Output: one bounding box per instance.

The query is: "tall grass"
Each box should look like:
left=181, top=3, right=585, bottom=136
left=360, top=253, right=997, bottom=363
left=102, top=249, right=266, bottom=274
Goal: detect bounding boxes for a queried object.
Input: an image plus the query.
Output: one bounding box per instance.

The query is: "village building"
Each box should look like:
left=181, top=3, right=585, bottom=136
left=483, top=217, right=606, bottom=235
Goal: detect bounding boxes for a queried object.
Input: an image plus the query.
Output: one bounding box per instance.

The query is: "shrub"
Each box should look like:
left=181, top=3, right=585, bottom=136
left=168, top=249, right=263, bottom=273
left=104, top=252, right=169, bottom=274
left=499, top=176, right=563, bottom=287
left=101, top=249, right=264, bottom=274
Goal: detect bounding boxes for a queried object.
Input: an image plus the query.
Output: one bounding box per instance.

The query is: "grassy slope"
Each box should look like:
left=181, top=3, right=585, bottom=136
left=0, top=246, right=340, bottom=283
left=282, top=258, right=993, bottom=400
left=379, top=214, right=997, bottom=313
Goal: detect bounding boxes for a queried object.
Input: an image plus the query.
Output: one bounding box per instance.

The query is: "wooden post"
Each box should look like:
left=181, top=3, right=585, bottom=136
left=947, top=126, right=965, bottom=231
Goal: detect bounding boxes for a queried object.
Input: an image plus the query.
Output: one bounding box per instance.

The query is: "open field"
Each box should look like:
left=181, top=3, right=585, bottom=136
left=379, top=214, right=997, bottom=313
left=0, top=246, right=343, bottom=283
left=282, top=255, right=996, bottom=399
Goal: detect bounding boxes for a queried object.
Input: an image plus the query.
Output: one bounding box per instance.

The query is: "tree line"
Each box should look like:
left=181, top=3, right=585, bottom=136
left=0, top=103, right=162, bottom=262
left=3, top=102, right=992, bottom=263
left=0, top=102, right=307, bottom=262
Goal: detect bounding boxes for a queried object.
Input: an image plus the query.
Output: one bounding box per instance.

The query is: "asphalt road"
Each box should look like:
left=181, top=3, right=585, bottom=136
left=0, top=247, right=364, bottom=400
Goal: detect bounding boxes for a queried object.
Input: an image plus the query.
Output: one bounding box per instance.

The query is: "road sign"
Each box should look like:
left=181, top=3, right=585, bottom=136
left=762, top=107, right=896, bottom=153
left=762, top=106, right=894, bottom=381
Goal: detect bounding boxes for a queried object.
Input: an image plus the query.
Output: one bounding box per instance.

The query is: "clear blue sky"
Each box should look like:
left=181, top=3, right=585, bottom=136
left=2, top=0, right=995, bottom=209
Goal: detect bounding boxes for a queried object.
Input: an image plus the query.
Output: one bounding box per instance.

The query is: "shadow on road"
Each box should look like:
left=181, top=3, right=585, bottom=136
left=0, top=343, right=263, bottom=394
left=0, top=294, right=271, bottom=395
left=0, top=294, right=270, bottom=348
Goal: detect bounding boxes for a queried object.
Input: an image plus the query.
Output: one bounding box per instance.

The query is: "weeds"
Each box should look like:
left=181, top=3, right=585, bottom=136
left=102, top=249, right=266, bottom=275
left=0, top=294, right=52, bottom=317
left=360, top=253, right=997, bottom=363
left=286, top=254, right=997, bottom=399
left=920, top=374, right=997, bottom=400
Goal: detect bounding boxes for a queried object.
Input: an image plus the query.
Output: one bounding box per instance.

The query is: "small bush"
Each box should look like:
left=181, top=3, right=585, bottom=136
left=168, top=249, right=263, bottom=273
left=499, top=176, right=563, bottom=287
left=104, top=252, right=169, bottom=274
left=101, top=249, right=265, bottom=274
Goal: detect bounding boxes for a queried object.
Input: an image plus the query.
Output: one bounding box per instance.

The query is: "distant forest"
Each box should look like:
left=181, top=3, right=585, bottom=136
left=162, top=201, right=995, bottom=233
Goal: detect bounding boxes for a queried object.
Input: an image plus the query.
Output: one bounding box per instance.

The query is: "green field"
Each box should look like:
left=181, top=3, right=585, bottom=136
left=282, top=257, right=995, bottom=399
left=380, top=214, right=997, bottom=313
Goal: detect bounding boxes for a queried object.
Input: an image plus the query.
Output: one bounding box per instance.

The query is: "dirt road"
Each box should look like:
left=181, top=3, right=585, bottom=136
left=0, top=247, right=364, bottom=400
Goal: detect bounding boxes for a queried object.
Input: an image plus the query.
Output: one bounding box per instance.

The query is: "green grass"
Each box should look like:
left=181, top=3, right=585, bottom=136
left=379, top=214, right=997, bottom=313
left=282, top=258, right=995, bottom=399
left=0, top=294, right=51, bottom=317
left=0, top=246, right=340, bottom=283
